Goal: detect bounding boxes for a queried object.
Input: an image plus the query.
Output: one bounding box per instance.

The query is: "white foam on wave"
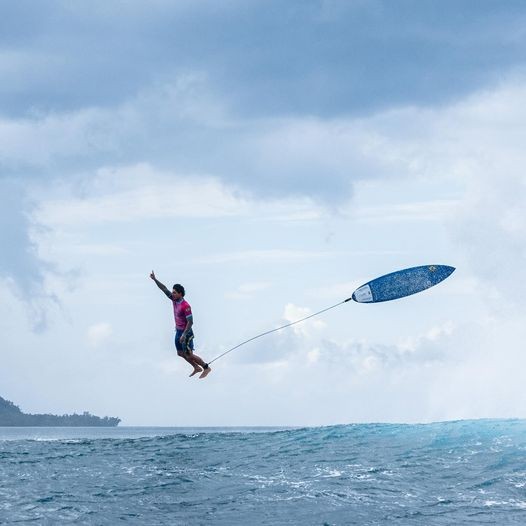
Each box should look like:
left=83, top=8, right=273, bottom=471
left=484, top=499, right=526, bottom=509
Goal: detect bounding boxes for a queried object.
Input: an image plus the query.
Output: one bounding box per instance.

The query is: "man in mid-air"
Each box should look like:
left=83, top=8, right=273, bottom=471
left=150, top=271, right=211, bottom=379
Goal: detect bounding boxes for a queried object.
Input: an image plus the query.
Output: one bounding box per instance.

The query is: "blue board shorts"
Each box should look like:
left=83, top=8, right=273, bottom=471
left=175, top=329, right=194, bottom=354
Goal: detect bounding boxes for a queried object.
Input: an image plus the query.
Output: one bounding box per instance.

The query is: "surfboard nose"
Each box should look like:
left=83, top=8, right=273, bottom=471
left=351, top=264, right=456, bottom=304
left=438, top=265, right=456, bottom=279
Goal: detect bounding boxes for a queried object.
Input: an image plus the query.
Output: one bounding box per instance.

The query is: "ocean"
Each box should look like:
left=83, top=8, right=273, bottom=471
left=0, top=419, right=525, bottom=525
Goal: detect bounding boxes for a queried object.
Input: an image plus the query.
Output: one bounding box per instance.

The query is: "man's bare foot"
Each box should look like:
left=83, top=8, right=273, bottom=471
left=189, top=367, right=203, bottom=377
left=199, top=366, right=212, bottom=379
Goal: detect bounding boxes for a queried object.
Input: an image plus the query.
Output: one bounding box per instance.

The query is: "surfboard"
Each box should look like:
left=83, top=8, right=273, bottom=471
left=351, top=265, right=455, bottom=303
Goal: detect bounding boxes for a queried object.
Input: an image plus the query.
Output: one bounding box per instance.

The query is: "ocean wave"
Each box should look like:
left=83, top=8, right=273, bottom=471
left=0, top=419, right=525, bottom=524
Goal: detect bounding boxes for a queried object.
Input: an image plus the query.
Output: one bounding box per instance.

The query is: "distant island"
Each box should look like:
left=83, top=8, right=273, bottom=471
left=0, top=396, right=120, bottom=427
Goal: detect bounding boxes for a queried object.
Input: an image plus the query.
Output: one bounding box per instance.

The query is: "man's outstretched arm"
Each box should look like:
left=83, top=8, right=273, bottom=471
left=150, top=270, right=172, bottom=299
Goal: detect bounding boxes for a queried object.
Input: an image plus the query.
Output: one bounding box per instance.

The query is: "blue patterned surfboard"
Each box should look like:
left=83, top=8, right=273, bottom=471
left=351, top=265, right=455, bottom=303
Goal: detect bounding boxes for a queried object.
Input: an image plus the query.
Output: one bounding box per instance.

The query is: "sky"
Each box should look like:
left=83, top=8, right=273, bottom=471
left=2, top=0, right=526, bottom=426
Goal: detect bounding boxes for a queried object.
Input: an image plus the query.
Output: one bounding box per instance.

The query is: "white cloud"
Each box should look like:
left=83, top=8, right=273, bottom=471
left=225, top=282, right=271, bottom=300
left=372, top=81, right=526, bottom=308
left=0, top=74, right=405, bottom=204
left=283, top=303, right=327, bottom=337
left=6, top=70, right=526, bottom=424
left=352, top=199, right=461, bottom=223
left=34, top=164, right=248, bottom=226
left=195, top=249, right=331, bottom=265
left=0, top=106, right=111, bottom=167
left=87, top=322, right=113, bottom=347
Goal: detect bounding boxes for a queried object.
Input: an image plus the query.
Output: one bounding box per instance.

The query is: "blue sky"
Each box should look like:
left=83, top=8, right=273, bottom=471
left=2, top=1, right=526, bottom=425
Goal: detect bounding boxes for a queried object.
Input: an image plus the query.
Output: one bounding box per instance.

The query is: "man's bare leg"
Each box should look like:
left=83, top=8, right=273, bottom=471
left=188, top=352, right=212, bottom=379
left=178, top=351, right=211, bottom=378
left=189, top=363, right=202, bottom=377
left=179, top=353, right=202, bottom=377
left=198, top=365, right=211, bottom=379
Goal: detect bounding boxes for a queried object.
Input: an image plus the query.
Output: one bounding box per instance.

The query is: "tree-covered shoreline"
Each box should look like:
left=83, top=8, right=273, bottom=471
left=0, top=396, right=120, bottom=427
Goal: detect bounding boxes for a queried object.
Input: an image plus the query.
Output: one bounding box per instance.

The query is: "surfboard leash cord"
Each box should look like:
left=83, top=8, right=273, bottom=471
left=207, top=297, right=352, bottom=365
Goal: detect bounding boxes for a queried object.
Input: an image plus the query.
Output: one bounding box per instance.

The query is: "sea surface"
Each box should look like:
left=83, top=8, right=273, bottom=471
left=1, top=419, right=525, bottom=525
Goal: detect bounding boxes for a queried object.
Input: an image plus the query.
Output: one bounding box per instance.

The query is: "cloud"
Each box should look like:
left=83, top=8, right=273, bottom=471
left=34, top=164, right=249, bottom=226
left=209, top=312, right=526, bottom=425
left=195, top=250, right=331, bottom=265
left=352, top=200, right=460, bottom=223
left=307, top=321, right=456, bottom=374
left=2, top=1, right=526, bottom=118
left=86, top=322, right=113, bottom=347
left=0, top=181, right=42, bottom=288
left=451, top=167, right=526, bottom=308
left=3, top=6, right=526, bottom=337
left=0, top=78, right=393, bottom=206
left=283, top=303, right=327, bottom=337
left=225, top=282, right=272, bottom=300
left=4, top=1, right=526, bottom=425
left=364, top=81, right=526, bottom=308
left=0, top=82, right=396, bottom=203
left=0, top=180, right=56, bottom=330
left=0, top=107, right=108, bottom=172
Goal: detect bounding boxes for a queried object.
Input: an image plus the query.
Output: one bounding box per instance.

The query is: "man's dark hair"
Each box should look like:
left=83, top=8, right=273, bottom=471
left=172, top=284, right=185, bottom=296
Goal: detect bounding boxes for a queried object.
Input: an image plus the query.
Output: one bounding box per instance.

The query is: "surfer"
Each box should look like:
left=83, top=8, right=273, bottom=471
left=150, top=271, right=212, bottom=379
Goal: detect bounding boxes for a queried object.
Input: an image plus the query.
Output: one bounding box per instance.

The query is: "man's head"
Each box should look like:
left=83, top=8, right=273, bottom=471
left=172, top=283, right=185, bottom=300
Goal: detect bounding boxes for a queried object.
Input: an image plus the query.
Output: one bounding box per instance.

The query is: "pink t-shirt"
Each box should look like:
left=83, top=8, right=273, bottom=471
left=173, top=298, right=193, bottom=330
